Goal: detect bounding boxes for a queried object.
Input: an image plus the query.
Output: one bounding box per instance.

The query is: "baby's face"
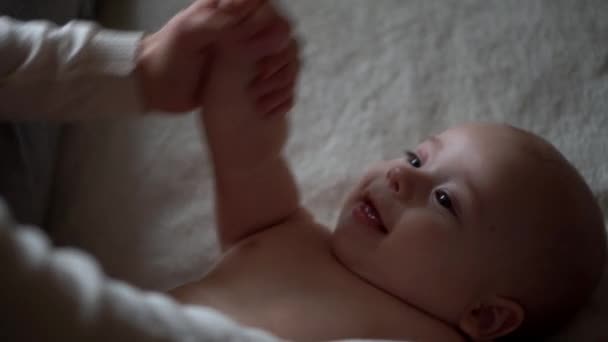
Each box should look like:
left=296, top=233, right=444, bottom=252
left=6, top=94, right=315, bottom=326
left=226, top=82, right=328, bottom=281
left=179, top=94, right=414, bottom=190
left=331, top=123, right=548, bottom=324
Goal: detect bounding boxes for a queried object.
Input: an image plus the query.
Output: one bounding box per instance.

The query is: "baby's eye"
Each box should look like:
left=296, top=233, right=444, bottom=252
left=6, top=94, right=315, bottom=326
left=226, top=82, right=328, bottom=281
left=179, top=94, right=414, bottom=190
left=435, top=189, right=456, bottom=216
left=404, top=151, right=422, bottom=168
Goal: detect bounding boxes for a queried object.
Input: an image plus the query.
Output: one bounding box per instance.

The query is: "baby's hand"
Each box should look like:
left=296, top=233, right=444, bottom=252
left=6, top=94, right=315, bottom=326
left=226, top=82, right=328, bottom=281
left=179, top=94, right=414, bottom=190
left=231, top=0, right=299, bottom=117
left=250, top=38, right=299, bottom=117
left=200, top=0, right=300, bottom=170
left=135, top=0, right=264, bottom=113
left=212, top=0, right=299, bottom=117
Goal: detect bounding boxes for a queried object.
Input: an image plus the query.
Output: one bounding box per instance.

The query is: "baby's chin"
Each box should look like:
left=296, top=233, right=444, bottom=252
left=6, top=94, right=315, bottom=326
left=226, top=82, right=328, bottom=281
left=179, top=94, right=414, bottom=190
left=332, top=193, right=356, bottom=229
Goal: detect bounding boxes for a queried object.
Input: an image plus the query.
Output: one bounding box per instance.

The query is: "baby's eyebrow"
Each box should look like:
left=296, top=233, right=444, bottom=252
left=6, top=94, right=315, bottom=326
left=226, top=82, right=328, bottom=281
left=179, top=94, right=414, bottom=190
left=425, top=135, right=443, bottom=149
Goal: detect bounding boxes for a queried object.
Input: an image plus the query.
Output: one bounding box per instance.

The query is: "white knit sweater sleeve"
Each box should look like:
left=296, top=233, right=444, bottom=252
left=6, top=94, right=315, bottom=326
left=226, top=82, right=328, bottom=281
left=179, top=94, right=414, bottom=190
left=0, top=198, right=283, bottom=342
left=0, top=16, right=145, bottom=120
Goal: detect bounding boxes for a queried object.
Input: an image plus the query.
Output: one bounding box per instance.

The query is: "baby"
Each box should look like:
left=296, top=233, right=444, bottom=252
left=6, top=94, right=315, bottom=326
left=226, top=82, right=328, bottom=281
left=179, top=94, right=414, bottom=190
left=171, top=1, right=608, bottom=341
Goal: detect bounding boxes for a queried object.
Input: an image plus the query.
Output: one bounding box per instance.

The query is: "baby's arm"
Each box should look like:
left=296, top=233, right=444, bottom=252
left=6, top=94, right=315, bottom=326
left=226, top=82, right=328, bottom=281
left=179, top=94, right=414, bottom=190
left=201, top=2, right=302, bottom=250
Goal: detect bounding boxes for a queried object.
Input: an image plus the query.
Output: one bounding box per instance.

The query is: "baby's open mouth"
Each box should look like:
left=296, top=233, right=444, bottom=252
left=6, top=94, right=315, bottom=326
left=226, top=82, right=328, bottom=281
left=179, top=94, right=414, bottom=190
left=354, top=197, right=388, bottom=233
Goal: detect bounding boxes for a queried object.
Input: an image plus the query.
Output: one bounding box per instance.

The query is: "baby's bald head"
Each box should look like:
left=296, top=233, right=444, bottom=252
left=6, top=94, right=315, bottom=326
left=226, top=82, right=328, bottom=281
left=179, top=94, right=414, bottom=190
left=484, top=125, right=606, bottom=339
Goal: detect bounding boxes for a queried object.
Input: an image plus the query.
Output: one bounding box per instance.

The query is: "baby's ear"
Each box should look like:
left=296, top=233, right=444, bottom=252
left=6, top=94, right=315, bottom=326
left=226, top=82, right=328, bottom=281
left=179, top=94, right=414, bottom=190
left=458, top=296, right=525, bottom=341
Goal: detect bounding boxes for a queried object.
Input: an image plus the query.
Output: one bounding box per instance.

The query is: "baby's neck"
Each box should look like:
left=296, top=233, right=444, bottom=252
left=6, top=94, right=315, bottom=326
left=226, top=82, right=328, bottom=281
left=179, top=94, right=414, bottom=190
left=335, top=256, right=467, bottom=341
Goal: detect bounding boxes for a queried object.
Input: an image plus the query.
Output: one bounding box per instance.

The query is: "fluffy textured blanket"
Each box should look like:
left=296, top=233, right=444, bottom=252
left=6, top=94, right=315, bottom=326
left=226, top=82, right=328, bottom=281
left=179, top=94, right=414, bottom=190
left=49, top=0, right=608, bottom=340
left=0, top=200, right=280, bottom=341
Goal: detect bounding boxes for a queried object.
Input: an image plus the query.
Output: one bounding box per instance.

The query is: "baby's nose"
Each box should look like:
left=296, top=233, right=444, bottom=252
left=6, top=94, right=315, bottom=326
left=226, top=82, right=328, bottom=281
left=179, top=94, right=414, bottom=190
left=386, top=167, right=406, bottom=195
left=386, top=166, right=430, bottom=201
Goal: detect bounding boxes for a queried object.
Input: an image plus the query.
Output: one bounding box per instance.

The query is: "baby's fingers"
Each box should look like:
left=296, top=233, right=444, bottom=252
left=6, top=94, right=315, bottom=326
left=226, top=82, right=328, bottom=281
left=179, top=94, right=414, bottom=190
left=256, top=85, right=296, bottom=116
left=229, top=2, right=278, bottom=38
left=244, top=16, right=292, bottom=57
left=266, top=96, right=295, bottom=117
left=251, top=60, right=299, bottom=97
left=254, top=39, right=299, bottom=82
left=218, top=0, right=265, bottom=11
left=176, top=0, right=265, bottom=45
left=194, top=0, right=265, bottom=22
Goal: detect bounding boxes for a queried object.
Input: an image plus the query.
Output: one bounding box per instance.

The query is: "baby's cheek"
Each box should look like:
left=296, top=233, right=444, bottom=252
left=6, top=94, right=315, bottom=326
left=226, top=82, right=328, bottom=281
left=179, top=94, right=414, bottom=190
left=361, top=161, right=391, bottom=181
left=358, top=173, right=376, bottom=191
left=393, top=216, right=455, bottom=249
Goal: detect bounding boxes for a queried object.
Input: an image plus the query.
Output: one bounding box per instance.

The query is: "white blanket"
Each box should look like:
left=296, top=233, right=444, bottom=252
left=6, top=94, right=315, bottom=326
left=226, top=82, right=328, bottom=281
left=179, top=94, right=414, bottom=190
left=0, top=199, right=282, bottom=341
left=49, top=0, right=608, bottom=341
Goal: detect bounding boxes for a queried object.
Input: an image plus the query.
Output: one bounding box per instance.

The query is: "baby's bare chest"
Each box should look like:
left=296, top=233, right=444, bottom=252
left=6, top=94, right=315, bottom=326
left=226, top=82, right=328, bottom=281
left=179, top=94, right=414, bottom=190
left=172, top=225, right=362, bottom=337
left=170, top=223, right=463, bottom=341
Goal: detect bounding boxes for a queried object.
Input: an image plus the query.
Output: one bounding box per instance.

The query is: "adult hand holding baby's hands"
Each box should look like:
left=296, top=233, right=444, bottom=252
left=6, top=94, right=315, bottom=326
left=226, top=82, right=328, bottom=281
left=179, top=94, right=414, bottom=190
left=135, top=0, right=268, bottom=113
left=206, top=0, right=300, bottom=117
left=226, top=0, right=299, bottom=117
